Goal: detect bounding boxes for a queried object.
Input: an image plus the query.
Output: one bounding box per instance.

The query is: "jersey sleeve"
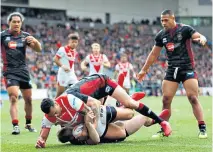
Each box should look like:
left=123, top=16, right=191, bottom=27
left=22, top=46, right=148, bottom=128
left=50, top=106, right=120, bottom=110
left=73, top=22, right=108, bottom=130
left=84, top=55, right=90, bottom=63
left=41, top=115, right=55, bottom=128
left=184, top=25, right=196, bottom=39
left=67, top=94, right=85, bottom=112
left=55, top=47, right=65, bottom=59
left=103, top=54, right=109, bottom=62
left=154, top=31, right=163, bottom=47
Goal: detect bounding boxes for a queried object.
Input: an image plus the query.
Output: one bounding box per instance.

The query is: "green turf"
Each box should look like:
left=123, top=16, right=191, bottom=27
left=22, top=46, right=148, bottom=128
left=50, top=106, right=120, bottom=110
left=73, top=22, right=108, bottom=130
left=1, top=96, right=212, bottom=152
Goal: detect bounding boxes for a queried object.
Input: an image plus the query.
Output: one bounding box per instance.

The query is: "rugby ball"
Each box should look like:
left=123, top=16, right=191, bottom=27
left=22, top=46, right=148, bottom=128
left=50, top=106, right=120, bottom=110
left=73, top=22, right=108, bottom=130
left=72, top=124, right=84, bottom=138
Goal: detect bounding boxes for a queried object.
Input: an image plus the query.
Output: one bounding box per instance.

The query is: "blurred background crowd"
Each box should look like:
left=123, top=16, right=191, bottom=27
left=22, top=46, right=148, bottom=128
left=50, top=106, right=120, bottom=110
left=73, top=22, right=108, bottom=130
left=1, top=6, right=212, bottom=96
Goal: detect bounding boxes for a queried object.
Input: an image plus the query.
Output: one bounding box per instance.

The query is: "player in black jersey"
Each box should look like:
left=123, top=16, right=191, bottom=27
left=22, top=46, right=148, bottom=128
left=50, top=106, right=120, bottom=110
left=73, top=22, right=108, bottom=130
left=137, top=10, right=207, bottom=138
left=1, top=12, right=42, bottom=135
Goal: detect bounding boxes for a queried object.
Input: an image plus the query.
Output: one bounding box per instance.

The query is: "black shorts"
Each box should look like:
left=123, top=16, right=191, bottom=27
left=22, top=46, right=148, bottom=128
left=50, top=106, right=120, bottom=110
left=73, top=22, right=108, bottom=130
left=4, top=78, right=32, bottom=89
left=164, top=67, right=197, bottom=83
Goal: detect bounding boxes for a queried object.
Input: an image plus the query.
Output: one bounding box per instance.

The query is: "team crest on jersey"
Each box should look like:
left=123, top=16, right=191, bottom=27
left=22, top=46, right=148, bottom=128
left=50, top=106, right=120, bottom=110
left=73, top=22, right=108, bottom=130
left=177, top=33, right=182, bottom=41
left=163, top=38, right=167, bottom=43
left=166, top=42, right=174, bottom=51
left=8, top=41, right=17, bottom=49
left=5, top=37, right=10, bottom=41
left=105, top=86, right=112, bottom=93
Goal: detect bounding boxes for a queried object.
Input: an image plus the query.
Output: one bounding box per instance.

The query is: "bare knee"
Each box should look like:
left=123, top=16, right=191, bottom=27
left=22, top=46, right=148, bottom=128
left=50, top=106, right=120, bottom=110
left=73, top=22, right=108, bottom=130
left=187, top=95, right=198, bottom=105
left=162, top=96, right=172, bottom=108
left=9, top=94, right=18, bottom=104
left=126, top=110, right=134, bottom=119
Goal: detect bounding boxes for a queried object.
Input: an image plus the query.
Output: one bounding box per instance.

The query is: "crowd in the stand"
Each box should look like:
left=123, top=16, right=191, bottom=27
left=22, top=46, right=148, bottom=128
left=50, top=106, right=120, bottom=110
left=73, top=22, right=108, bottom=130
left=1, top=21, right=212, bottom=94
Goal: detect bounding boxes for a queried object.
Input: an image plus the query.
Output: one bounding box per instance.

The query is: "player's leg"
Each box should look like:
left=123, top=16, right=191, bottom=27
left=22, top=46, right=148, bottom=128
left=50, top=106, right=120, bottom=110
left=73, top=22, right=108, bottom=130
left=103, top=123, right=126, bottom=140
left=161, top=80, right=179, bottom=120
left=20, top=82, right=37, bottom=132
left=122, top=115, right=148, bottom=135
left=183, top=78, right=207, bottom=138
left=56, top=84, right=66, bottom=98
left=152, top=80, right=178, bottom=138
left=56, top=73, right=69, bottom=98
left=105, top=106, right=134, bottom=123
left=6, top=81, right=20, bottom=135
left=111, top=85, right=171, bottom=136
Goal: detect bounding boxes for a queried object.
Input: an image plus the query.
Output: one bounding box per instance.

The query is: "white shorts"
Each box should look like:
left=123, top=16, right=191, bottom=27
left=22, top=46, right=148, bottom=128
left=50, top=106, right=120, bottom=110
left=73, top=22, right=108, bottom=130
left=57, top=69, right=78, bottom=87
left=97, top=105, right=107, bottom=137
left=123, top=78, right=131, bottom=89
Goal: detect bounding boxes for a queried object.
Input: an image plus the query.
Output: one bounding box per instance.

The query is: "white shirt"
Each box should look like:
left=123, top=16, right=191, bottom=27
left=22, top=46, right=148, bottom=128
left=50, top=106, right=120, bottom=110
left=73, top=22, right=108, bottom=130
left=56, top=46, right=78, bottom=74
left=85, top=54, right=109, bottom=75
left=115, top=62, right=133, bottom=80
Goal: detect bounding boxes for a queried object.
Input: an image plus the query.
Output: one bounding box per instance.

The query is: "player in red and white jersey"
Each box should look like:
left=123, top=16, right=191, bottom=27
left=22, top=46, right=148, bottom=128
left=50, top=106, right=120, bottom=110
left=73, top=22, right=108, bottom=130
left=54, top=34, right=79, bottom=97
left=81, top=43, right=110, bottom=75
left=35, top=94, right=101, bottom=148
left=115, top=53, right=136, bottom=94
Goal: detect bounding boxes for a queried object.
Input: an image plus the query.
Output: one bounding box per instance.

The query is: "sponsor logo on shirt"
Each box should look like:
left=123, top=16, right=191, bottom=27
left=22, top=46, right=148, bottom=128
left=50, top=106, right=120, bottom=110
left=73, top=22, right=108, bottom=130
left=163, top=38, right=167, bottom=43
left=8, top=41, right=17, bottom=49
left=166, top=42, right=175, bottom=51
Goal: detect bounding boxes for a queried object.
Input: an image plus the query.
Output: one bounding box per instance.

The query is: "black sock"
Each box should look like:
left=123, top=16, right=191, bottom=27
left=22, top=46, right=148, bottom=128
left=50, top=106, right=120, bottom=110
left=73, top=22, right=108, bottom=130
left=136, top=103, right=163, bottom=124
left=26, top=119, right=31, bottom=125
left=198, top=121, right=206, bottom=131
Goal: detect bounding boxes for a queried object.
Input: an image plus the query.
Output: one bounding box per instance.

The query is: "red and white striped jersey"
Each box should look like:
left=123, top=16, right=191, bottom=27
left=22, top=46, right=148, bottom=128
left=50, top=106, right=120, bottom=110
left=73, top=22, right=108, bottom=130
left=55, top=46, right=78, bottom=73
left=115, top=62, right=133, bottom=79
left=41, top=94, right=84, bottom=128
left=85, top=54, right=109, bottom=75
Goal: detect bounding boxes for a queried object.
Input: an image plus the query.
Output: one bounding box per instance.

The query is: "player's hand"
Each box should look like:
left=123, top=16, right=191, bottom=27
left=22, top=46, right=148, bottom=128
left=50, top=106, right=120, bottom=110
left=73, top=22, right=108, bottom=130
left=193, top=35, right=207, bottom=46
left=35, top=137, right=46, bottom=148
left=199, top=35, right=207, bottom=46
left=61, top=65, right=70, bottom=72
left=136, top=69, right=148, bottom=82
left=25, top=36, right=37, bottom=44
left=85, top=111, right=95, bottom=123
left=81, top=65, right=87, bottom=71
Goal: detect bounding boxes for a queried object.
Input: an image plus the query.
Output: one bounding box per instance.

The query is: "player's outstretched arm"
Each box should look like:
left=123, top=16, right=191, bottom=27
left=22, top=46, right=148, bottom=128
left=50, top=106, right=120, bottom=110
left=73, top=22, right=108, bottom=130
left=35, top=128, right=51, bottom=148
left=26, top=36, right=42, bottom=52
left=137, top=45, right=162, bottom=82
left=191, top=32, right=207, bottom=46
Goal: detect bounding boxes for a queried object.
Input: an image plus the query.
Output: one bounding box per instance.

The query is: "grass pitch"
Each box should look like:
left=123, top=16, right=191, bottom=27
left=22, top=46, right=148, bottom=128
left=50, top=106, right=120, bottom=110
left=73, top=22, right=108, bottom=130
left=1, top=96, right=212, bottom=152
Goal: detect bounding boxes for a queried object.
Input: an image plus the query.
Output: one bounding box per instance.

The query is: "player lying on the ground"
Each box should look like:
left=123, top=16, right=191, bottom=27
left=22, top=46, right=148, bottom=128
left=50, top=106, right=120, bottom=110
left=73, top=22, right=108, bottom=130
left=35, top=94, right=101, bottom=148
left=35, top=93, right=137, bottom=148
left=65, top=73, right=171, bottom=136
left=57, top=109, right=170, bottom=145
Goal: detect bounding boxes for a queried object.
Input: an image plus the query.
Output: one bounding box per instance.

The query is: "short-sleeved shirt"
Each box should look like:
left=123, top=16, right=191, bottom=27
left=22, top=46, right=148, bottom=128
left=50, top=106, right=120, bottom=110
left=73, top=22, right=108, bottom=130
left=115, top=62, right=133, bottom=79
left=1, top=29, right=31, bottom=82
left=41, top=94, right=84, bottom=128
left=84, top=54, right=109, bottom=75
left=155, top=23, right=196, bottom=70
left=55, top=46, right=78, bottom=73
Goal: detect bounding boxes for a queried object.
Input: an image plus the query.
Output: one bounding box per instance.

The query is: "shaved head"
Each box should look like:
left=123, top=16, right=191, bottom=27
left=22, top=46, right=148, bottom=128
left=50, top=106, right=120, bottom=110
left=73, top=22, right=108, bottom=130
left=161, top=10, right=174, bottom=16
